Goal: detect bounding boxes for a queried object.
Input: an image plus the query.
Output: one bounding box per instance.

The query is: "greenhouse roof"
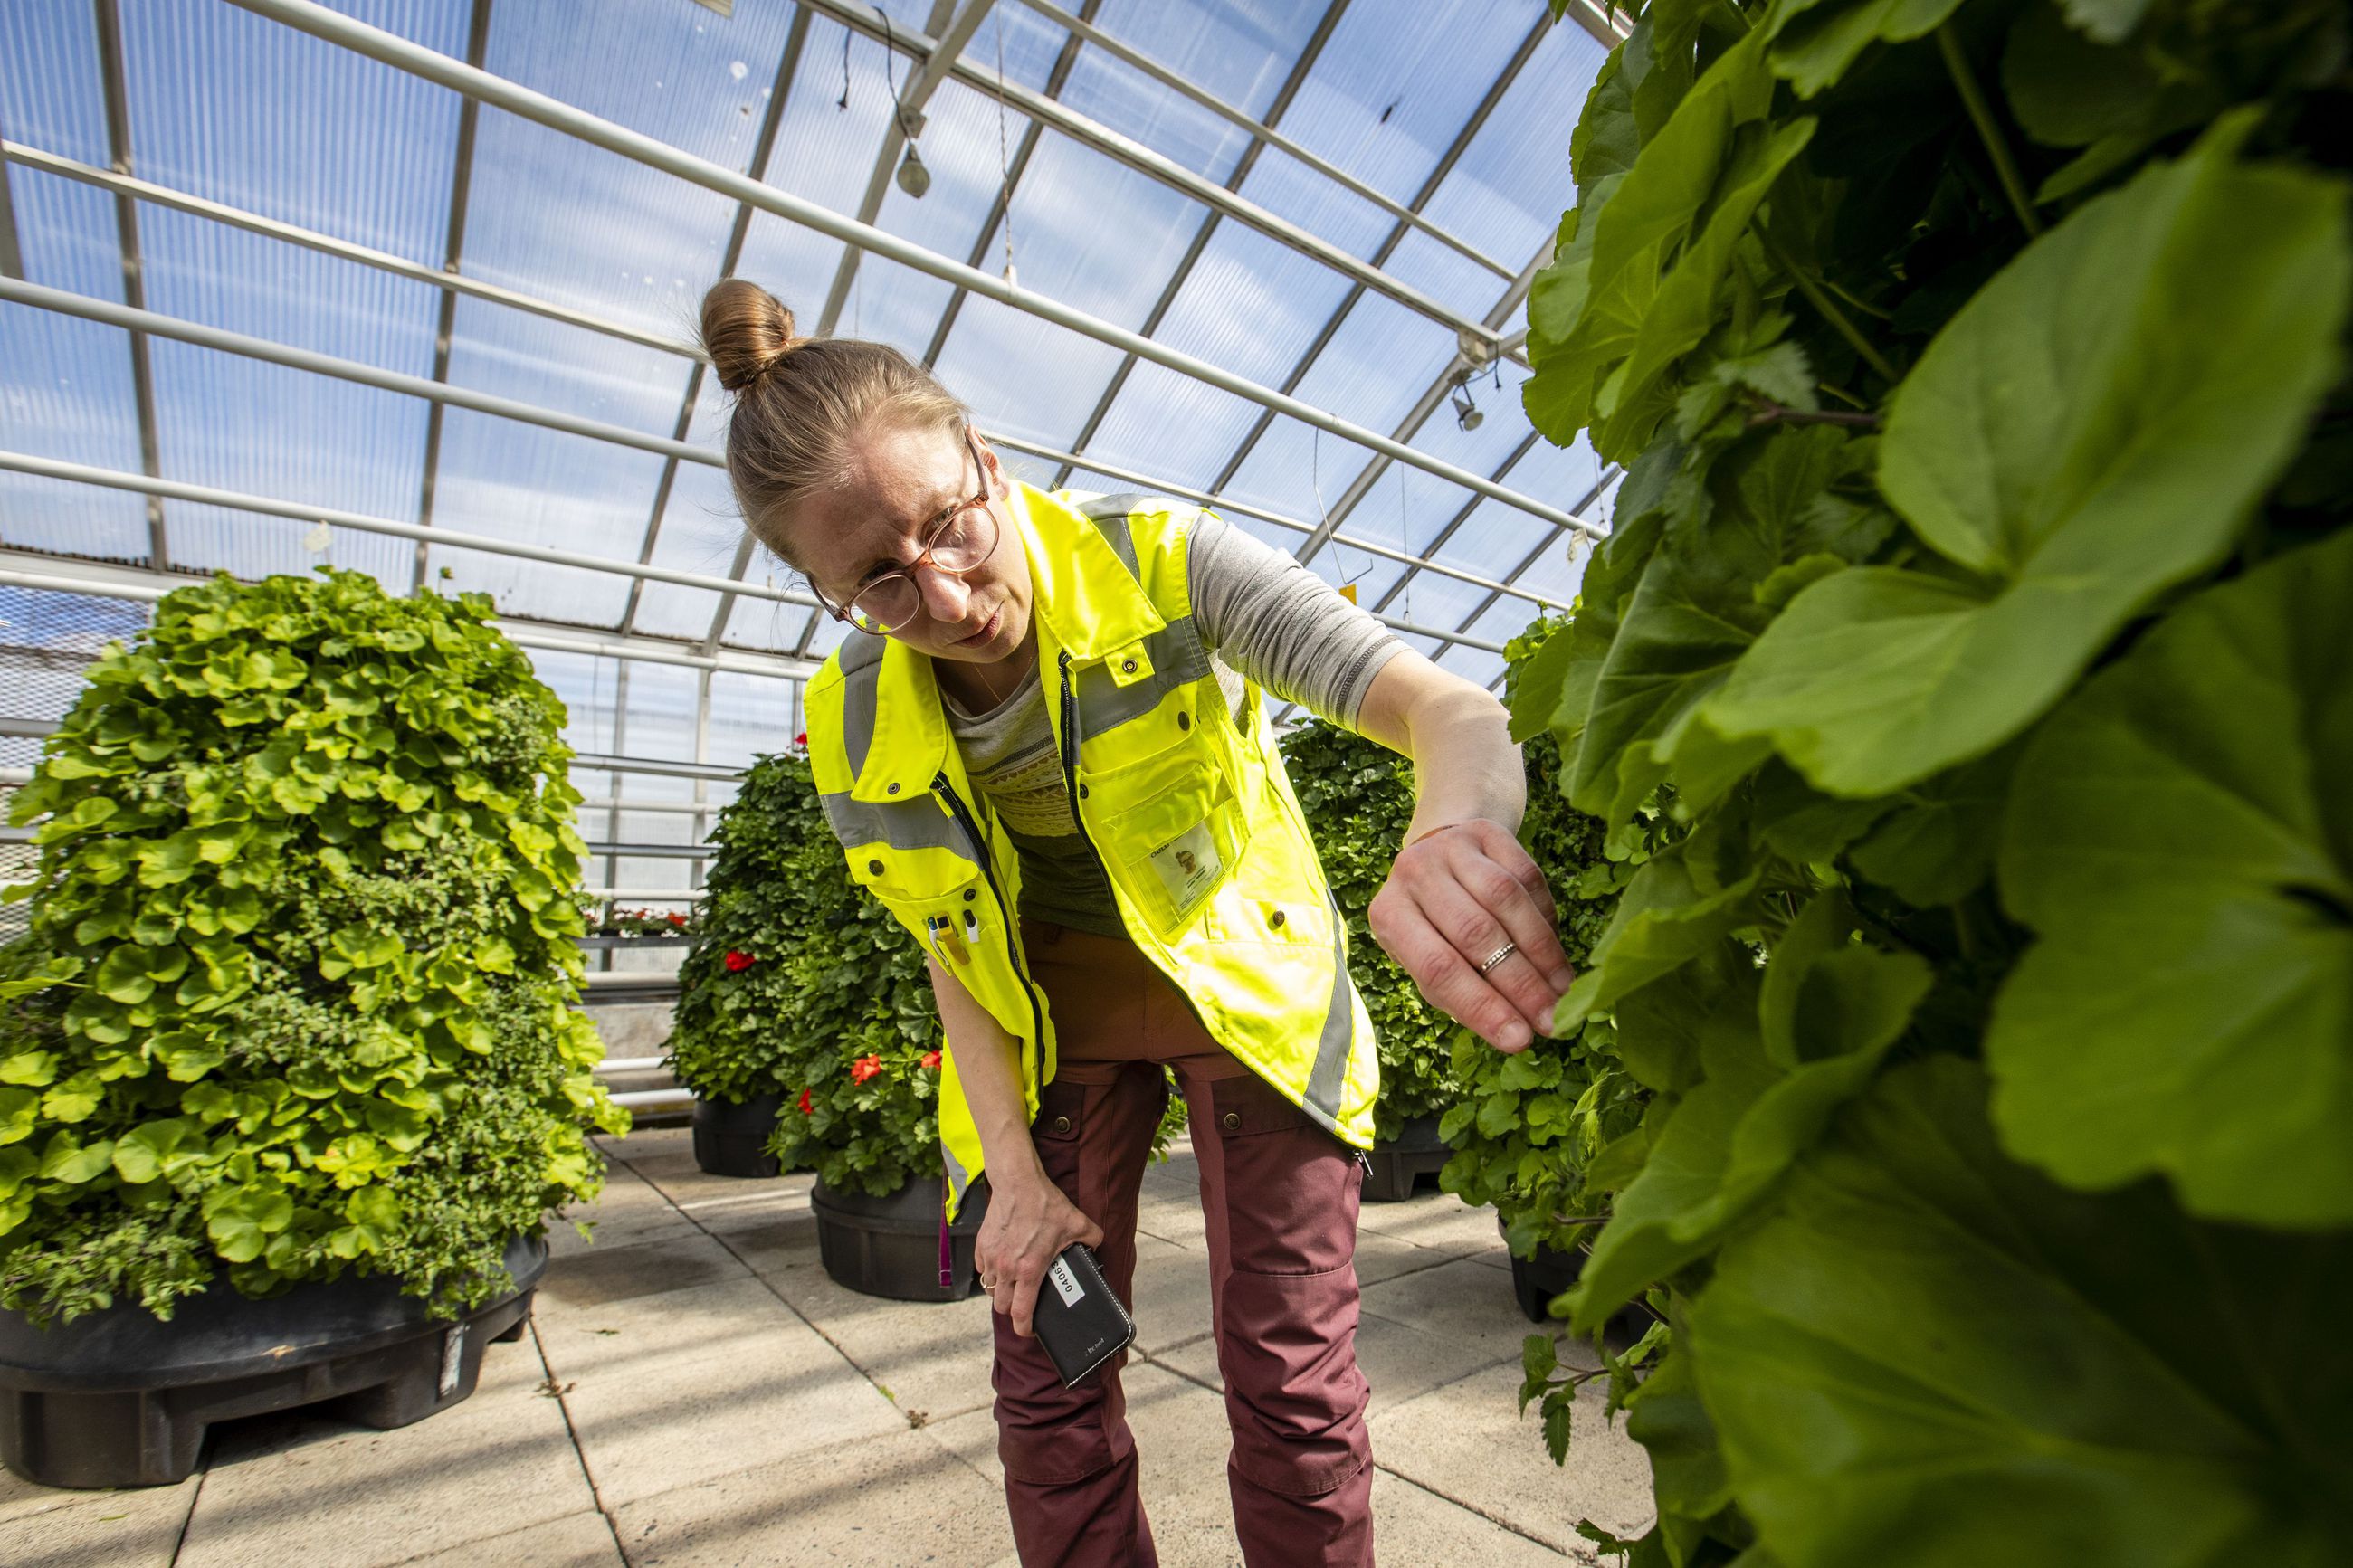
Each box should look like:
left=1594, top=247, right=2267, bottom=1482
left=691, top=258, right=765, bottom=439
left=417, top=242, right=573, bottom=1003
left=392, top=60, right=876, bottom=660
left=0, top=0, right=1624, bottom=766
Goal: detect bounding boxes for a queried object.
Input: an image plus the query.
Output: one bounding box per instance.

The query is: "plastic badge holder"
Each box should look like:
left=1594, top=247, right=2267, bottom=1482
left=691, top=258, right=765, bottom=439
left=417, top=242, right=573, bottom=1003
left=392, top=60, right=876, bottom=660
left=1032, top=1241, right=1135, bottom=1388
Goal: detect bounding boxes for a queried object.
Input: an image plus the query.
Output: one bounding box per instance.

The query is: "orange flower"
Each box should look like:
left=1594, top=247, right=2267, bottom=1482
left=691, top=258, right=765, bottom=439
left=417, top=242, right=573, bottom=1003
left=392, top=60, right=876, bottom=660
left=850, top=1054, right=882, bottom=1084
left=920, top=1050, right=942, bottom=1070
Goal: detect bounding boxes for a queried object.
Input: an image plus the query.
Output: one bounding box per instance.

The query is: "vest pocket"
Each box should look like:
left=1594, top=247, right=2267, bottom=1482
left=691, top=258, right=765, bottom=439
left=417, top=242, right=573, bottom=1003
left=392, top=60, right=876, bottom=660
left=1082, top=746, right=1252, bottom=938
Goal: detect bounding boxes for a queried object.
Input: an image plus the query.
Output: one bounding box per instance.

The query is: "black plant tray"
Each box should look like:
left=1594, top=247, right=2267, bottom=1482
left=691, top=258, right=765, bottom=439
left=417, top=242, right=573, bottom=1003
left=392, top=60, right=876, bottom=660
left=812, top=1175, right=990, bottom=1303
left=0, top=1231, right=547, bottom=1489
left=1361, top=1114, right=1451, bottom=1202
left=1499, top=1216, right=1666, bottom=1343
left=691, top=1090, right=784, bottom=1179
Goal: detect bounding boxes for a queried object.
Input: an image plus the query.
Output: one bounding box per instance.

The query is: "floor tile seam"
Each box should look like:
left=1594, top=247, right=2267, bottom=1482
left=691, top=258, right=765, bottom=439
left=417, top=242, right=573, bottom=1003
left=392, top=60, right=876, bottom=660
left=1132, top=1346, right=1223, bottom=1399
left=659, top=1180, right=907, bottom=1415
left=1355, top=1248, right=1503, bottom=1295
left=167, top=1459, right=207, bottom=1565
left=362, top=1508, right=622, bottom=1568
left=529, top=1313, right=623, bottom=1544
left=1356, top=1338, right=1522, bottom=1414
left=1368, top=1459, right=1580, bottom=1560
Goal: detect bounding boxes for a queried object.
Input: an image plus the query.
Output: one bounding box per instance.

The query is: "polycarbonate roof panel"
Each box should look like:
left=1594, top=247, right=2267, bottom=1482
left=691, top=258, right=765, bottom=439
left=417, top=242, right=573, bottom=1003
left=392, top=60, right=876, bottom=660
left=1, top=0, right=1620, bottom=751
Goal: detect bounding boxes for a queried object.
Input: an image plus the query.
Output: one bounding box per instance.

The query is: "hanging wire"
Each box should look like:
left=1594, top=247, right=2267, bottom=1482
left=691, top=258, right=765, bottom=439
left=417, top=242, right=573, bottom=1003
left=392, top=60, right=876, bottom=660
left=995, top=8, right=1017, bottom=286
left=837, top=22, right=851, bottom=109
left=1396, top=463, right=1412, bottom=622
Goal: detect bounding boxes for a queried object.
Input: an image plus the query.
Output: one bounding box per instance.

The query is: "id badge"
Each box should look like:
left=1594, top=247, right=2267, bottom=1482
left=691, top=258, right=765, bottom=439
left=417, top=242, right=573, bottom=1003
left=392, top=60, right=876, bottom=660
left=1147, top=820, right=1222, bottom=918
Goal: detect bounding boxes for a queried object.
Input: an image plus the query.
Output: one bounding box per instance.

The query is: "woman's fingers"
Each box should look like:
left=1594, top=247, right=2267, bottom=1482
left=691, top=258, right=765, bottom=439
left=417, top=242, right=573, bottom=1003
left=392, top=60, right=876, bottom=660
left=1369, top=892, right=1534, bottom=1051
left=1368, top=821, right=1578, bottom=1050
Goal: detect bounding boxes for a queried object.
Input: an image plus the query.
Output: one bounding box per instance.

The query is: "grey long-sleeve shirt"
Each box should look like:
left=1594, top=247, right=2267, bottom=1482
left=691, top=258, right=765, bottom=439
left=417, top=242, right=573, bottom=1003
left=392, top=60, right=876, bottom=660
left=941, top=506, right=1407, bottom=939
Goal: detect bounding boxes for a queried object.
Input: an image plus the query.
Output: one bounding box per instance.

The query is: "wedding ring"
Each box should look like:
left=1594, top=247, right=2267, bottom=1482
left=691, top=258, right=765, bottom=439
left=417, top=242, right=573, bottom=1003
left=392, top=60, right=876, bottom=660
left=1475, top=942, right=1518, bottom=977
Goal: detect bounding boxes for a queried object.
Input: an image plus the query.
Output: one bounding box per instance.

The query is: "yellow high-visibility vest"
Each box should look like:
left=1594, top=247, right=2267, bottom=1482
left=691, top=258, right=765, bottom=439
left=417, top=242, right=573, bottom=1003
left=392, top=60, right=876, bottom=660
left=803, top=483, right=1380, bottom=1220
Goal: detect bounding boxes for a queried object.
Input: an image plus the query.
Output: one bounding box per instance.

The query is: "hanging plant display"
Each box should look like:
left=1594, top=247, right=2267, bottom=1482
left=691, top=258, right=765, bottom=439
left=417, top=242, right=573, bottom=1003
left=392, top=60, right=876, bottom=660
left=0, top=568, right=625, bottom=1329
left=1510, top=0, right=2352, bottom=1560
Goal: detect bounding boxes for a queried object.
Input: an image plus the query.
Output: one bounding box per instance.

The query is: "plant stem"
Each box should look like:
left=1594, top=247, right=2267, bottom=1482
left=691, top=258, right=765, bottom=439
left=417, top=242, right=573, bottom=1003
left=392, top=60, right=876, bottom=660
left=1937, top=25, right=2043, bottom=239
left=1746, top=401, right=1883, bottom=430
left=1759, top=231, right=1900, bottom=385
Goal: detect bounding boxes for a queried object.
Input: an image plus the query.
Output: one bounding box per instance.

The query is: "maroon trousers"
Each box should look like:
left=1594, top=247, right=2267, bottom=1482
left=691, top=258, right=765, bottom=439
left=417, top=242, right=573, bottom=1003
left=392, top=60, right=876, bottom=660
left=991, top=919, right=1374, bottom=1568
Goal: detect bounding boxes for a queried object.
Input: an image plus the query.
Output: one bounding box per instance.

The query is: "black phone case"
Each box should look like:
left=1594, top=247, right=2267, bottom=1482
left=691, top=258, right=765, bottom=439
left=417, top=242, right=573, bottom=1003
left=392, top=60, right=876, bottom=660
left=1032, top=1241, right=1135, bottom=1388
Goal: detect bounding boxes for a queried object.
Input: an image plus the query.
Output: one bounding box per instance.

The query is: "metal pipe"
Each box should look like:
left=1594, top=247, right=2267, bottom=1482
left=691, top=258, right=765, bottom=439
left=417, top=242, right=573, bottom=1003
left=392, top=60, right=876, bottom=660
left=605, top=1088, right=696, bottom=1109
left=0, top=557, right=819, bottom=680
left=594, top=1057, right=671, bottom=1075
left=585, top=842, right=715, bottom=859
left=0, top=279, right=712, bottom=469
left=220, top=0, right=1584, bottom=532
left=1012, top=0, right=1515, bottom=282
left=791, top=0, right=1506, bottom=353
left=991, top=432, right=1573, bottom=612
left=92, top=0, right=168, bottom=570
left=0, top=141, right=691, bottom=356
left=414, top=0, right=497, bottom=592
left=0, top=451, right=818, bottom=611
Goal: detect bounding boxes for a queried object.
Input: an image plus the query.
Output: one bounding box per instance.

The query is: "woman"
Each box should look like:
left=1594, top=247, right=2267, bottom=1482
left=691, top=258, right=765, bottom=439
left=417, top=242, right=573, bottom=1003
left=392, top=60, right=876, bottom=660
left=700, top=279, right=1574, bottom=1568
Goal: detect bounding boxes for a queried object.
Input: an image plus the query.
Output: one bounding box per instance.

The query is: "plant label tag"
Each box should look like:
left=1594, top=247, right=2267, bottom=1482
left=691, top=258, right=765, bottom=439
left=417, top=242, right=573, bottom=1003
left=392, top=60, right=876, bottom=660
left=438, top=1322, right=468, bottom=1398
left=1148, top=821, right=1219, bottom=916
left=1048, top=1256, right=1085, bottom=1307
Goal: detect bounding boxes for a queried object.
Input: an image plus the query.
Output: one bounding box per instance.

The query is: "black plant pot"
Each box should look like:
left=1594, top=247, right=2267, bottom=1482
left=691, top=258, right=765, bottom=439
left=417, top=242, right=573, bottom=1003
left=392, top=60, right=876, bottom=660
left=0, top=1231, right=548, bottom=1489
left=1361, top=1114, right=1451, bottom=1202
left=691, top=1089, right=784, bottom=1178
left=811, top=1174, right=991, bottom=1303
left=1507, top=1223, right=1588, bottom=1325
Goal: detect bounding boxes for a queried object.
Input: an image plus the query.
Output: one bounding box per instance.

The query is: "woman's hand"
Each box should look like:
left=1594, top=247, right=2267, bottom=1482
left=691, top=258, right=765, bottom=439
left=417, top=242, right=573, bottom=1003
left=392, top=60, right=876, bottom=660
left=1367, top=817, right=1576, bottom=1055
left=974, top=1165, right=1105, bottom=1338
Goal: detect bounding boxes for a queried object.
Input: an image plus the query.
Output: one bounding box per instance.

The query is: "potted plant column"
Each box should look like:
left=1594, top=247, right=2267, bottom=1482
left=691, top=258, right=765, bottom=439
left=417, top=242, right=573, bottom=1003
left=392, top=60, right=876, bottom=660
left=0, top=569, right=628, bottom=1487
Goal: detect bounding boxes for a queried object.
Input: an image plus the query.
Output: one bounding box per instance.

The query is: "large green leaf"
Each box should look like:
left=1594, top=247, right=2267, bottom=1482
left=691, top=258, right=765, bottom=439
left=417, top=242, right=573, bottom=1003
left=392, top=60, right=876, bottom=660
left=1568, top=916, right=1927, bottom=1331
left=1767, top=0, right=1968, bottom=100
left=1986, top=532, right=2353, bottom=1226
left=1570, top=427, right=1881, bottom=822
left=1708, top=116, right=2350, bottom=796
left=1688, top=1056, right=2353, bottom=1568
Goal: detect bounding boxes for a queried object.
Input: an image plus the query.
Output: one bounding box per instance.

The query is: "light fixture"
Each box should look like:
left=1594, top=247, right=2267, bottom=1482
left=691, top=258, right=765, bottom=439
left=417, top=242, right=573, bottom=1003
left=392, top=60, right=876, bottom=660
left=1452, top=385, right=1482, bottom=432
left=895, top=142, right=931, bottom=199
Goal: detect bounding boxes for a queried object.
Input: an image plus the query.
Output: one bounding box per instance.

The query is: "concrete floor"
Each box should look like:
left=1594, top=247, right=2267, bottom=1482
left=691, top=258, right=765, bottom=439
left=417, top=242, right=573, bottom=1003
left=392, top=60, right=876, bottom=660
left=0, top=1127, right=1654, bottom=1567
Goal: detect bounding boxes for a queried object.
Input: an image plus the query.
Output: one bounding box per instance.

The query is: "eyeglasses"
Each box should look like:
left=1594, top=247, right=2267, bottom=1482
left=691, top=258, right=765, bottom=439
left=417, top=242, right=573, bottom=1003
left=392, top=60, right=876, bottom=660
left=810, top=427, right=998, bottom=635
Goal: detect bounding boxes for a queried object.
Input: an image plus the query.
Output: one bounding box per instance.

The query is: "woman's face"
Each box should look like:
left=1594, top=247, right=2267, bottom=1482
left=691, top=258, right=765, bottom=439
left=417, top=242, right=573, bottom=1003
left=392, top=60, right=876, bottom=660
left=786, top=419, right=1034, bottom=669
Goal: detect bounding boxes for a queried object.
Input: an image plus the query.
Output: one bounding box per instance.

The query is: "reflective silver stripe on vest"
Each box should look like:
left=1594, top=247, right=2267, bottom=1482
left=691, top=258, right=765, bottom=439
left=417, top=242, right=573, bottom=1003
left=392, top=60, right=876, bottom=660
left=1075, top=617, right=1215, bottom=737
left=942, top=1136, right=970, bottom=1211
left=1299, top=889, right=1354, bottom=1135
left=1074, top=493, right=1149, bottom=578
left=819, top=791, right=966, bottom=855
left=838, top=630, right=887, bottom=781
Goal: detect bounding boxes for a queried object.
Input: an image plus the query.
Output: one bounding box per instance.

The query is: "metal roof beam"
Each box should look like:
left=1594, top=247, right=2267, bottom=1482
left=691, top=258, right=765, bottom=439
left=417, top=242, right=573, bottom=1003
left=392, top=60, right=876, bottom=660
left=91, top=0, right=167, bottom=571
left=989, top=430, right=1570, bottom=613
left=0, top=550, right=822, bottom=681
left=789, top=0, right=1509, bottom=355
left=0, top=452, right=1510, bottom=656
left=1011, top=0, right=1514, bottom=282
left=615, top=9, right=811, bottom=641
left=412, top=0, right=494, bottom=594
left=1050, top=0, right=1349, bottom=489
left=1205, top=8, right=1553, bottom=497
left=1, top=142, right=689, bottom=355
left=0, top=109, right=22, bottom=280
left=815, top=0, right=995, bottom=337
left=219, top=0, right=1591, bottom=533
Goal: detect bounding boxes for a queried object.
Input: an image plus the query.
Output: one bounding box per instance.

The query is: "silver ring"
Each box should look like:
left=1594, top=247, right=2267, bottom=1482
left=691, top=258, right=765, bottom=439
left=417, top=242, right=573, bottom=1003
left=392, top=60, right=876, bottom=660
left=1476, top=942, right=1518, bottom=977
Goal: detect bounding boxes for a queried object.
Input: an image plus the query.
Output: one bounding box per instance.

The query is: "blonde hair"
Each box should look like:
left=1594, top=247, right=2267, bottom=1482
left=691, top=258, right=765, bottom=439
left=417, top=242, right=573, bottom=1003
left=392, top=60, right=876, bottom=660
left=697, top=279, right=970, bottom=567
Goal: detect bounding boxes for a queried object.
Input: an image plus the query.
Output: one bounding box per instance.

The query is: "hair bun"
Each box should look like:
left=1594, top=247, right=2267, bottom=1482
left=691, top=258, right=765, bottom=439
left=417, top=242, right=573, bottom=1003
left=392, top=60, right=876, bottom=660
left=700, top=278, right=802, bottom=392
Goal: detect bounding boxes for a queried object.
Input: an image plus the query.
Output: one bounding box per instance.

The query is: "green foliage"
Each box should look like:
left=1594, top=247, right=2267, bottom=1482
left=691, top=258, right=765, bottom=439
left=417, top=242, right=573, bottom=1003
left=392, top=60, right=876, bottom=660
left=1434, top=620, right=1677, bottom=1261
left=666, top=753, right=946, bottom=1196
left=1515, top=1, right=2352, bottom=1559
left=0, top=569, right=622, bottom=1329
left=1278, top=720, right=1462, bottom=1142
left=667, top=753, right=1185, bottom=1198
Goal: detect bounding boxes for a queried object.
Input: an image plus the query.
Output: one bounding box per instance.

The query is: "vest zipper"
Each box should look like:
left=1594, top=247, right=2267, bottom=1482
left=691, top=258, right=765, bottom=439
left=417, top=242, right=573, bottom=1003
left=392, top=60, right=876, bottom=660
left=932, top=770, right=1046, bottom=1059
left=1055, top=649, right=1222, bottom=1046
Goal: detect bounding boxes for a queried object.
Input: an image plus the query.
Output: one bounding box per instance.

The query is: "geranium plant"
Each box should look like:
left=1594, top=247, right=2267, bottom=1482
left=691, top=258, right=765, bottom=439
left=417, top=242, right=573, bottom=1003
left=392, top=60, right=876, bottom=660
left=0, top=568, right=625, bottom=1329
left=1509, top=1, right=2352, bottom=1560
left=670, top=751, right=1184, bottom=1196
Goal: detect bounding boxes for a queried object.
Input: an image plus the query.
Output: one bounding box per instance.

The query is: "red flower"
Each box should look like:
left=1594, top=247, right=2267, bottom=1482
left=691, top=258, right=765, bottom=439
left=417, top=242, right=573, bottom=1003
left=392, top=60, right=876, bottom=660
left=724, top=949, right=754, bottom=972
left=850, top=1053, right=882, bottom=1085
left=794, top=731, right=808, bottom=747
left=797, top=1088, right=813, bottom=1116
left=665, top=911, right=687, bottom=928
left=920, top=1050, right=941, bottom=1071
